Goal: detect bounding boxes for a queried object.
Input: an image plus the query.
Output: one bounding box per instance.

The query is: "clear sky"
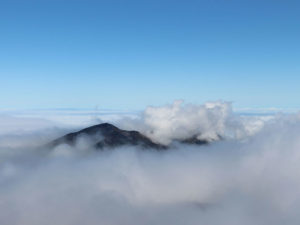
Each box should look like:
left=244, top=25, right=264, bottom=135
left=0, top=0, right=299, bottom=110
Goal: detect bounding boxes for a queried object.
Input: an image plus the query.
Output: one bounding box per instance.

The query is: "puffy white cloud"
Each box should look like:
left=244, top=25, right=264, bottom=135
left=117, top=100, right=269, bottom=144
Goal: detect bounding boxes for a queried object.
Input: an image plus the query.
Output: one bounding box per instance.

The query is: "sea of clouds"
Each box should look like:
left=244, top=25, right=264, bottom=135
left=1, top=101, right=300, bottom=225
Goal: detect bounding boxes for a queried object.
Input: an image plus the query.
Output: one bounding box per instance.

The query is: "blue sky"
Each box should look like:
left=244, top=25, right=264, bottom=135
left=0, top=0, right=299, bottom=110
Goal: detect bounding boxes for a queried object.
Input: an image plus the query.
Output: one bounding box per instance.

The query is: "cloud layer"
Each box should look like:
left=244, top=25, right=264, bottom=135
left=0, top=102, right=300, bottom=225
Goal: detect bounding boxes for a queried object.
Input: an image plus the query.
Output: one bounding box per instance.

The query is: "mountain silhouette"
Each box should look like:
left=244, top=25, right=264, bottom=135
left=50, top=123, right=167, bottom=150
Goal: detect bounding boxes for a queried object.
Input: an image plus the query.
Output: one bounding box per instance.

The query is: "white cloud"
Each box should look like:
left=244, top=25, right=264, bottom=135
left=117, top=100, right=268, bottom=144
left=1, top=102, right=300, bottom=225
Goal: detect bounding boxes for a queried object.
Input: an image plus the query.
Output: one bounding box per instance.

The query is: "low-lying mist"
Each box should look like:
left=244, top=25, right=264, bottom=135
left=1, top=101, right=300, bottom=225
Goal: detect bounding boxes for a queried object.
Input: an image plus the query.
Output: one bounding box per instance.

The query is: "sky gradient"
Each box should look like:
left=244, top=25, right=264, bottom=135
left=1, top=0, right=299, bottom=110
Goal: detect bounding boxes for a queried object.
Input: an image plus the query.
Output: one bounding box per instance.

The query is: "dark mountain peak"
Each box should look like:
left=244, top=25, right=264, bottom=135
left=50, top=123, right=166, bottom=150
left=179, top=135, right=209, bottom=145
left=49, top=123, right=213, bottom=151
left=75, top=123, right=119, bottom=134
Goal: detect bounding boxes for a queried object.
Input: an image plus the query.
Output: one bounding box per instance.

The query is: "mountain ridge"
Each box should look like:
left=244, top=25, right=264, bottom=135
left=49, top=123, right=210, bottom=150
left=50, top=123, right=167, bottom=150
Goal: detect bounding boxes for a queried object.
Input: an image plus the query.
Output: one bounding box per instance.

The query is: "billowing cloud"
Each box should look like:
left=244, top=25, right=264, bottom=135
left=117, top=100, right=268, bottom=144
